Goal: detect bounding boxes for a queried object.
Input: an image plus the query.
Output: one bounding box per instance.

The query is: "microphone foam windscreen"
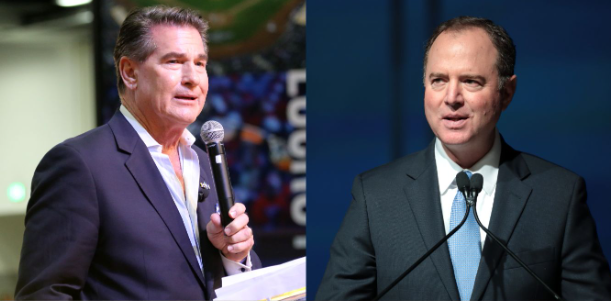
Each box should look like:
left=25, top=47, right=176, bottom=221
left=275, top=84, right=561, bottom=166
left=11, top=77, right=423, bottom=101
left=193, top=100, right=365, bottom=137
left=456, top=171, right=470, bottom=191
left=470, top=173, right=484, bottom=193
left=201, top=121, right=225, bottom=143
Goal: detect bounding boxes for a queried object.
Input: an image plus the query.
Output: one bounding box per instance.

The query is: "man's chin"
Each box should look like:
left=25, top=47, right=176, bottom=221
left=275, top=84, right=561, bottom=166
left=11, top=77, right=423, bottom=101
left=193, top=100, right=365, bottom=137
left=162, top=115, right=197, bottom=130
left=168, top=109, right=202, bottom=124
left=437, top=133, right=472, bottom=147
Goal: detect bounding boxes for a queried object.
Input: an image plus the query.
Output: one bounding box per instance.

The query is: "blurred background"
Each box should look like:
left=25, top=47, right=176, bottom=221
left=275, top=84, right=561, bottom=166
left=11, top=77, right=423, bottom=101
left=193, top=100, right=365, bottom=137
left=0, top=0, right=304, bottom=298
left=307, top=0, right=611, bottom=299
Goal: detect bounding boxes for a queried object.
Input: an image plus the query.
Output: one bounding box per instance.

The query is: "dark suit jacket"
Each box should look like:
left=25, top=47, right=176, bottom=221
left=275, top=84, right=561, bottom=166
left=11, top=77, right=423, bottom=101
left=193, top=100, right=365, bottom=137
left=15, top=111, right=261, bottom=300
left=316, top=139, right=611, bottom=300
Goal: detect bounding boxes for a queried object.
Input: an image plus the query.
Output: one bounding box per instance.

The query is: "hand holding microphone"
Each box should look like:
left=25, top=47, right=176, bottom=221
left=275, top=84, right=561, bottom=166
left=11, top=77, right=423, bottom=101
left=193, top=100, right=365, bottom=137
left=201, top=121, right=254, bottom=263
left=206, top=203, right=254, bottom=263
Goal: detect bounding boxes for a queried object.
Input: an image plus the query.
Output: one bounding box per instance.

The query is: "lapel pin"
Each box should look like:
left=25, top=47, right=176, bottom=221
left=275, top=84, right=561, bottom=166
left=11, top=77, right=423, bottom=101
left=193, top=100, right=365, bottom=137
left=198, top=181, right=211, bottom=202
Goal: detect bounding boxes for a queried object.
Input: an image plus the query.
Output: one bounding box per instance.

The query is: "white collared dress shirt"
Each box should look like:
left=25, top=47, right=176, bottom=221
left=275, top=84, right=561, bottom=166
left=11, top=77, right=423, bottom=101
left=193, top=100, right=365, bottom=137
left=434, top=130, right=502, bottom=251
left=120, top=105, right=251, bottom=275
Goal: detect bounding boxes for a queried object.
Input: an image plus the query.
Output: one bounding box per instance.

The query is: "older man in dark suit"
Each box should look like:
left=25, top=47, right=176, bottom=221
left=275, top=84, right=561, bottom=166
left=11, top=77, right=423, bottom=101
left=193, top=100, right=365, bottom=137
left=15, top=6, right=260, bottom=300
left=316, top=16, right=611, bottom=300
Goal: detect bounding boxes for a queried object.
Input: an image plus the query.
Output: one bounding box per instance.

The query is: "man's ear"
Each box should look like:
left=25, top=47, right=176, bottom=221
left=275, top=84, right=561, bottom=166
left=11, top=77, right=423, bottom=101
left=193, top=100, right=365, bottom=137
left=501, top=74, right=517, bottom=111
left=119, top=57, right=138, bottom=90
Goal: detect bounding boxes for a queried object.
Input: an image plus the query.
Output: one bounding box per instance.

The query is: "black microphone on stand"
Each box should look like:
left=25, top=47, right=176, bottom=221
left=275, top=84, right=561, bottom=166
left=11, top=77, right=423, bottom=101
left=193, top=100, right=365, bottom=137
left=200, top=121, right=235, bottom=227
left=469, top=173, right=564, bottom=300
left=464, top=173, right=483, bottom=206
left=456, top=171, right=471, bottom=202
left=374, top=171, right=473, bottom=300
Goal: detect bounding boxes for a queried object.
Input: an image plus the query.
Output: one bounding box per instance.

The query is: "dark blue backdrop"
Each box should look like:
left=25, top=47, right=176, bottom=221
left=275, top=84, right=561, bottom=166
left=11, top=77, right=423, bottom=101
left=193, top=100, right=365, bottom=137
left=307, top=0, right=611, bottom=298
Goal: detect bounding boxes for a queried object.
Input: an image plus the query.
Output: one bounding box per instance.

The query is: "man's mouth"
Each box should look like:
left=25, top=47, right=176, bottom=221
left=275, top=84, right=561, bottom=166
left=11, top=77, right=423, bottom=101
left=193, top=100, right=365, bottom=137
left=442, top=115, right=468, bottom=128
left=443, top=116, right=467, bottom=121
left=175, top=95, right=197, bottom=101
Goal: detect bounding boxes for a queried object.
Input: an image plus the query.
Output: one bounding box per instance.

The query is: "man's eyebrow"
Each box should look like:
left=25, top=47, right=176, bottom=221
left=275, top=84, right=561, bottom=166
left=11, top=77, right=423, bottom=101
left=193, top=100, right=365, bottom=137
left=460, top=74, right=487, bottom=83
left=428, top=72, right=447, bottom=79
left=427, top=73, right=487, bottom=82
left=159, top=52, right=208, bottom=61
left=160, top=52, right=184, bottom=60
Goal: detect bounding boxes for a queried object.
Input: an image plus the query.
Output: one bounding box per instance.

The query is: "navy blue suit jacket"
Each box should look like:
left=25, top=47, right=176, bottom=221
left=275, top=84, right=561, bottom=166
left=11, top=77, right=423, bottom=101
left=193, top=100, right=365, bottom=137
left=317, top=139, right=611, bottom=300
left=15, top=111, right=261, bottom=300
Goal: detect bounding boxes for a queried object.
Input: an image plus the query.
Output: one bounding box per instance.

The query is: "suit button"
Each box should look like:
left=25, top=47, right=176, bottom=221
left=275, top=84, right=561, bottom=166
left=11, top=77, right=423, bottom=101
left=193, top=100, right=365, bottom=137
left=241, top=268, right=246, bottom=272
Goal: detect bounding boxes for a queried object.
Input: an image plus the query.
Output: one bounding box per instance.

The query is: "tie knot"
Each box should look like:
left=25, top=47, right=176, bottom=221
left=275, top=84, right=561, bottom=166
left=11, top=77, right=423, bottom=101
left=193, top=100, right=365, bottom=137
left=464, top=171, right=472, bottom=178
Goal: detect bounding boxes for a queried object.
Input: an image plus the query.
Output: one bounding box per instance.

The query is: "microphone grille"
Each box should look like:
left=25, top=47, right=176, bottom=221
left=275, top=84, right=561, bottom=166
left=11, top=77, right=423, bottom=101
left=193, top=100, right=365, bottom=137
left=470, top=173, right=484, bottom=193
left=456, top=171, right=470, bottom=191
left=200, top=120, right=224, bottom=143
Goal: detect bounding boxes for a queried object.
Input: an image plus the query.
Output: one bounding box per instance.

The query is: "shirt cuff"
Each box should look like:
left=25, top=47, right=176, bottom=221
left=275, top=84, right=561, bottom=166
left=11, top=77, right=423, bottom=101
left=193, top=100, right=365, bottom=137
left=220, top=251, right=252, bottom=275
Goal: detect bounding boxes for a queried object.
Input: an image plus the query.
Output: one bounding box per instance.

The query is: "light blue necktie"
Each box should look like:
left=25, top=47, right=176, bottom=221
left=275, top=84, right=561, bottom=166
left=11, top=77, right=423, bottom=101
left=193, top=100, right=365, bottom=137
left=448, top=171, right=481, bottom=301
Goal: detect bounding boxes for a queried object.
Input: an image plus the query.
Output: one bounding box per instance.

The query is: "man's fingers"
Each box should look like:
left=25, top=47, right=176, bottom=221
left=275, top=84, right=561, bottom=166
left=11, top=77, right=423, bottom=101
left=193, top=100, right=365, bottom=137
left=226, top=236, right=254, bottom=254
left=207, top=213, right=223, bottom=234
left=224, top=212, right=249, bottom=236
left=224, top=227, right=253, bottom=244
left=228, top=203, right=246, bottom=219
left=208, top=202, right=253, bottom=259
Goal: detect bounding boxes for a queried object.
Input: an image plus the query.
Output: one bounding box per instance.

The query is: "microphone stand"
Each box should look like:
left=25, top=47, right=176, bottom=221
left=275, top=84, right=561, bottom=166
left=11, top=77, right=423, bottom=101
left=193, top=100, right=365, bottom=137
left=470, top=194, right=564, bottom=300
left=374, top=204, right=472, bottom=300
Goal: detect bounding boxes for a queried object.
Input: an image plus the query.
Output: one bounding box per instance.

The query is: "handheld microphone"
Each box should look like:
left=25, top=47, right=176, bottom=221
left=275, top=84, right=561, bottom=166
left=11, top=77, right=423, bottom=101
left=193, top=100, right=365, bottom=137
left=374, top=171, right=473, bottom=300
left=469, top=174, right=564, bottom=300
left=200, top=121, right=235, bottom=227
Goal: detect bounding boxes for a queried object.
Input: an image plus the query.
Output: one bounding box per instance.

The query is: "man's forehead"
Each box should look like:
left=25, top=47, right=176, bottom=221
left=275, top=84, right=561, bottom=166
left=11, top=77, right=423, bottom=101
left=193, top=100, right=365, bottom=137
left=429, top=27, right=497, bottom=61
left=425, top=27, right=498, bottom=77
left=149, top=24, right=203, bottom=43
left=148, top=24, right=206, bottom=55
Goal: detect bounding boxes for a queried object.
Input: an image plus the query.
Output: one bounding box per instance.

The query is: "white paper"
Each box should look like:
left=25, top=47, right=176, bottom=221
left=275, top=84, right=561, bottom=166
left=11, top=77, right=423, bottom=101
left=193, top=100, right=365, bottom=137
left=222, top=257, right=305, bottom=287
left=214, top=257, right=306, bottom=300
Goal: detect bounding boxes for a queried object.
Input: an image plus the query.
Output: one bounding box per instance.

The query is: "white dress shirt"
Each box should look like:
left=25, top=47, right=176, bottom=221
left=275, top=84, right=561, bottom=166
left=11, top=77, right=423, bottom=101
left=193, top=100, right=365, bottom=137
left=120, top=105, right=251, bottom=275
left=434, top=130, right=502, bottom=251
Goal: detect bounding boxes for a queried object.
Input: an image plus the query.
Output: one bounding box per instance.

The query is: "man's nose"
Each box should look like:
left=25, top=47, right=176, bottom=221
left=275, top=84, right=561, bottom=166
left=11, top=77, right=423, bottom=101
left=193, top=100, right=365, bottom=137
left=181, top=62, right=200, bottom=87
left=444, top=80, right=463, bottom=109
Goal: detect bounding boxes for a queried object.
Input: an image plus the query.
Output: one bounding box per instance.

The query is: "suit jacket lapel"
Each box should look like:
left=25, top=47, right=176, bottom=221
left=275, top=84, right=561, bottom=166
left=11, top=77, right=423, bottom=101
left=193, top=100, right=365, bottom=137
left=108, top=111, right=206, bottom=287
left=403, top=142, right=461, bottom=301
left=471, top=140, right=532, bottom=300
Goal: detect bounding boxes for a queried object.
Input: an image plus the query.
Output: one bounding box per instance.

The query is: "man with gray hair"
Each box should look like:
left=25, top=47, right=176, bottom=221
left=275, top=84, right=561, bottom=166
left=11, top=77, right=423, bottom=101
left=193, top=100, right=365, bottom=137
left=317, top=16, right=611, bottom=300
left=15, top=6, right=260, bottom=300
